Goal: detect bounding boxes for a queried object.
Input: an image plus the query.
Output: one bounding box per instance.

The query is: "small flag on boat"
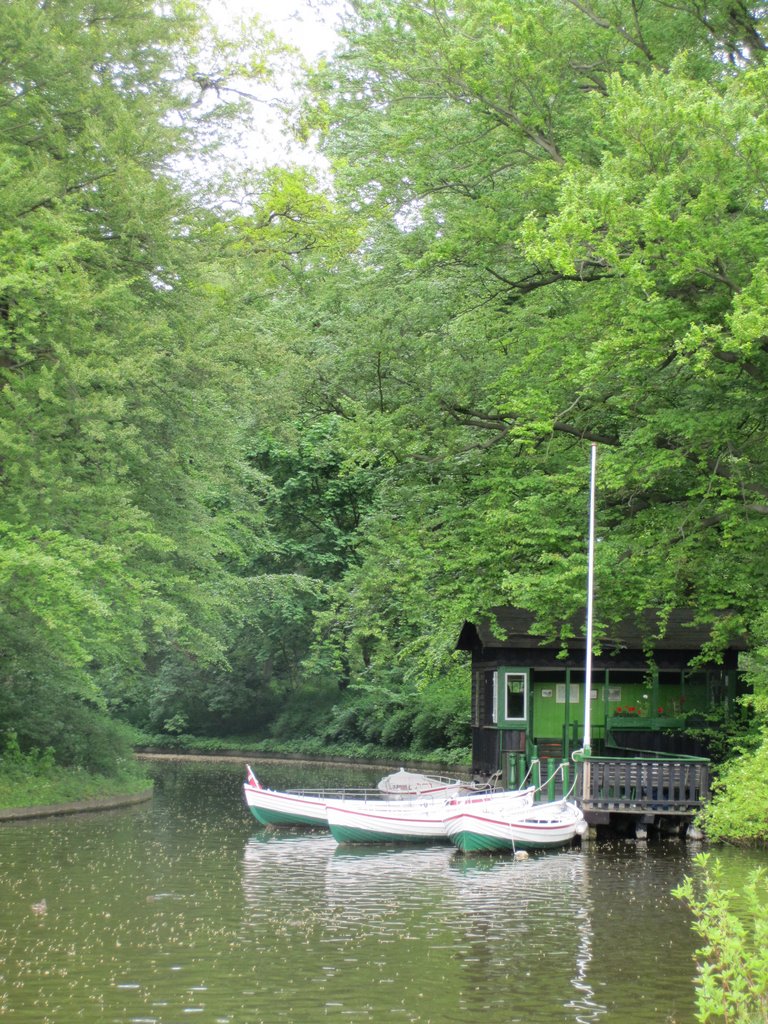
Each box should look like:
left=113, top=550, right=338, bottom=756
left=245, top=765, right=260, bottom=789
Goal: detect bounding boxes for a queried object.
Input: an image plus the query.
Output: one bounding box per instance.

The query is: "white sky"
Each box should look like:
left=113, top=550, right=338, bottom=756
left=208, top=0, right=343, bottom=58
left=203, top=0, right=346, bottom=170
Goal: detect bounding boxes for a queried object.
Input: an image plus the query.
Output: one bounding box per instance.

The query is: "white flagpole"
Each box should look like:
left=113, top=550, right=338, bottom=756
left=583, top=443, right=597, bottom=760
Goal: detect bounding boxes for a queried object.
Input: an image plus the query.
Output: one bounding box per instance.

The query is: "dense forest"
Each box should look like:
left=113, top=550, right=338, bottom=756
left=2, top=0, right=768, bottom=835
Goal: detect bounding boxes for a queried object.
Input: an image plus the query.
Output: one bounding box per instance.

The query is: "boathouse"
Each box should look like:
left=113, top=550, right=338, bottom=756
left=457, top=607, right=746, bottom=826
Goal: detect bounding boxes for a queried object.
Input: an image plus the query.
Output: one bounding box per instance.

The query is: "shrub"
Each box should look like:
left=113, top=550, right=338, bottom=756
left=0, top=730, right=55, bottom=779
left=0, top=682, right=140, bottom=778
left=674, top=853, right=768, bottom=1023
left=698, top=735, right=768, bottom=843
left=409, top=669, right=471, bottom=753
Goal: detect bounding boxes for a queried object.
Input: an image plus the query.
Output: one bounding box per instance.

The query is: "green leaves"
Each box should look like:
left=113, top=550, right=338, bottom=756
left=7, top=0, right=768, bottom=783
left=0, top=1, right=281, bottom=750
left=675, top=854, right=768, bottom=1021
left=271, top=0, right=768, bottom=701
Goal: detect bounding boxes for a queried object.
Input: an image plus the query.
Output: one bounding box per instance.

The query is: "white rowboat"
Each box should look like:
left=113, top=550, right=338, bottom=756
left=444, top=798, right=587, bottom=854
left=243, top=765, right=475, bottom=828
left=326, top=787, right=536, bottom=844
left=376, top=767, right=472, bottom=799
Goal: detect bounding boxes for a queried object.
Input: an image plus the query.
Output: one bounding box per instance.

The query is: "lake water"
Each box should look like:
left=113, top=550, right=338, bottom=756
left=0, top=757, right=764, bottom=1024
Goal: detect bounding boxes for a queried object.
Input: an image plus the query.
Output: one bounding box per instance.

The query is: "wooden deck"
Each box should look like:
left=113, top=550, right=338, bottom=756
left=492, top=747, right=711, bottom=829
left=573, top=756, right=710, bottom=824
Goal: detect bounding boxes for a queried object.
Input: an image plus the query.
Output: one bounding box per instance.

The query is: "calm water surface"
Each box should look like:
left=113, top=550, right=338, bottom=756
left=0, top=758, right=765, bottom=1024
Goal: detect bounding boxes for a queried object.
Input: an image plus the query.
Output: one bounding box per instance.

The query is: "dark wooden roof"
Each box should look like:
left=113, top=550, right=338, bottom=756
left=457, top=606, right=747, bottom=654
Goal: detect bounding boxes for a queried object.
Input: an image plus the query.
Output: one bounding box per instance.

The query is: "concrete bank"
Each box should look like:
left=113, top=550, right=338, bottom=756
left=0, top=787, right=154, bottom=822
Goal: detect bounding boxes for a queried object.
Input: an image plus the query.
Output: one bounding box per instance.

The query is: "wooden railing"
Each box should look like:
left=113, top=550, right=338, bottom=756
left=577, top=757, right=710, bottom=815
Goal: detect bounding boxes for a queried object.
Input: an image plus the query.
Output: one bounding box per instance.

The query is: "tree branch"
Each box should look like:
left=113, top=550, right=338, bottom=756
left=708, top=348, right=764, bottom=382
left=565, top=0, right=657, bottom=63
left=16, top=170, right=116, bottom=218
left=445, top=402, right=768, bottom=501
left=483, top=263, right=613, bottom=299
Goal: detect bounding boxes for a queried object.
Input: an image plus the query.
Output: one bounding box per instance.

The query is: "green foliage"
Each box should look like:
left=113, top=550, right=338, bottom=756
left=268, top=0, right=768, bottom=740
left=9, top=0, right=768, bottom=784
left=697, top=646, right=768, bottom=841
left=674, top=854, right=768, bottom=1023
left=411, top=672, right=472, bottom=753
left=0, top=0, right=297, bottom=771
left=0, top=726, right=151, bottom=810
left=0, top=730, right=55, bottom=780
left=266, top=677, right=342, bottom=742
left=135, top=730, right=471, bottom=765
left=321, top=669, right=470, bottom=756
left=0, top=682, right=144, bottom=777
left=678, top=703, right=757, bottom=765
left=698, top=737, right=768, bottom=843
left=0, top=724, right=150, bottom=809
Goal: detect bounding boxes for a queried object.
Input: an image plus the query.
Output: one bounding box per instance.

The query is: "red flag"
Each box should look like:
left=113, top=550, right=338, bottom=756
left=245, top=764, right=260, bottom=789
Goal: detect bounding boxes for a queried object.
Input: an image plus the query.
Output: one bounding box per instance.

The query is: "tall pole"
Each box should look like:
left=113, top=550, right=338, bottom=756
left=583, top=443, right=597, bottom=759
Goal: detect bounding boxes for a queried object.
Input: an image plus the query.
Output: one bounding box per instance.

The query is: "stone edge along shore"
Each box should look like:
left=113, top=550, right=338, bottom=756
left=0, top=787, right=154, bottom=822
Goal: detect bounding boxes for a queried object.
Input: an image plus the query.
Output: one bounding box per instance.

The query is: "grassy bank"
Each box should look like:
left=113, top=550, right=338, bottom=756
left=0, top=743, right=152, bottom=811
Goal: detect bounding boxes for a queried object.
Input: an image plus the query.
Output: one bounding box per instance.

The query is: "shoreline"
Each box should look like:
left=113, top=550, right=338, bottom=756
left=135, top=748, right=472, bottom=774
left=0, top=753, right=472, bottom=821
left=0, top=787, right=154, bottom=822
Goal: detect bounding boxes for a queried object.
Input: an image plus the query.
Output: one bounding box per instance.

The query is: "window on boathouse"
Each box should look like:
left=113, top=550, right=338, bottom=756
left=500, top=669, right=528, bottom=725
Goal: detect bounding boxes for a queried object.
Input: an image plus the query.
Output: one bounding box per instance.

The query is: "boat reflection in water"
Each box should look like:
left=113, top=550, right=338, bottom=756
left=240, top=824, right=608, bottom=1024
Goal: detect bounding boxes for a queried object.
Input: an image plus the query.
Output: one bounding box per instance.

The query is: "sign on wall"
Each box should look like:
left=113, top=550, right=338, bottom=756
left=555, top=683, right=580, bottom=704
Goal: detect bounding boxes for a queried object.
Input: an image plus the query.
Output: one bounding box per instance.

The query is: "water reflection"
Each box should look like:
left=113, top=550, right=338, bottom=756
left=566, top=859, right=604, bottom=1023
left=239, top=821, right=669, bottom=1023
left=1, top=758, right=765, bottom=1023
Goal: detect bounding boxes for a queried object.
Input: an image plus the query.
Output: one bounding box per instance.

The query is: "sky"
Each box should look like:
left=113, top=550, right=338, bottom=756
left=204, top=0, right=346, bottom=169
left=209, top=0, right=344, bottom=59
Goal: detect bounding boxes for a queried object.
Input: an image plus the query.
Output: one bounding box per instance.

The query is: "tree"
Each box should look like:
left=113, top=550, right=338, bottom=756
left=0, top=0, right=280, bottom=758
left=280, top=1, right=768, bottom=701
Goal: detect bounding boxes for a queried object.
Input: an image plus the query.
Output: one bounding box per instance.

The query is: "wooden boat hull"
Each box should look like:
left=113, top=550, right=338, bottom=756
left=444, top=800, right=587, bottom=854
left=326, top=803, right=449, bottom=844
left=326, top=788, right=536, bottom=845
left=243, top=784, right=328, bottom=828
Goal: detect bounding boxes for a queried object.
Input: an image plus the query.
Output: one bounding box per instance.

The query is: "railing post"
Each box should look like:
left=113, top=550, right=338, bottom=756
left=547, top=762, right=556, bottom=802
left=504, top=751, right=515, bottom=788
left=531, top=758, right=541, bottom=800
left=560, top=760, right=570, bottom=800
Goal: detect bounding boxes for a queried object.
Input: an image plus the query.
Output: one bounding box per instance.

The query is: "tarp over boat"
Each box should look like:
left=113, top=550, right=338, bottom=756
left=376, top=768, right=467, bottom=799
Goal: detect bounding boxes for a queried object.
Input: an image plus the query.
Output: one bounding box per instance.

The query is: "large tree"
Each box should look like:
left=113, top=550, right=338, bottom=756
left=286, top=0, right=768, bottom=684
left=0, top=0, right=279, bottom=755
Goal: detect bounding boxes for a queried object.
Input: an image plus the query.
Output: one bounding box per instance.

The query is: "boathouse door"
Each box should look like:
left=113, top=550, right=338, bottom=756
left=496, top=666, right=528, bottom=756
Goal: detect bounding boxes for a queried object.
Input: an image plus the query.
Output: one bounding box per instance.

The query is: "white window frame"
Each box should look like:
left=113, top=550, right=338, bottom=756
left=501, top=669, right=528, bottom=725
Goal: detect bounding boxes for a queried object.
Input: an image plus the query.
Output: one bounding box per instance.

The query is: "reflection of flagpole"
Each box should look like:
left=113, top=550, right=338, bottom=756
left=582, top=443, right=597, bottom=805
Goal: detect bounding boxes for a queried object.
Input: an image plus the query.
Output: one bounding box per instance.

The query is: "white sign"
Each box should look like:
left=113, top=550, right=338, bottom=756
left=556, top=684, right=580, bottom=704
